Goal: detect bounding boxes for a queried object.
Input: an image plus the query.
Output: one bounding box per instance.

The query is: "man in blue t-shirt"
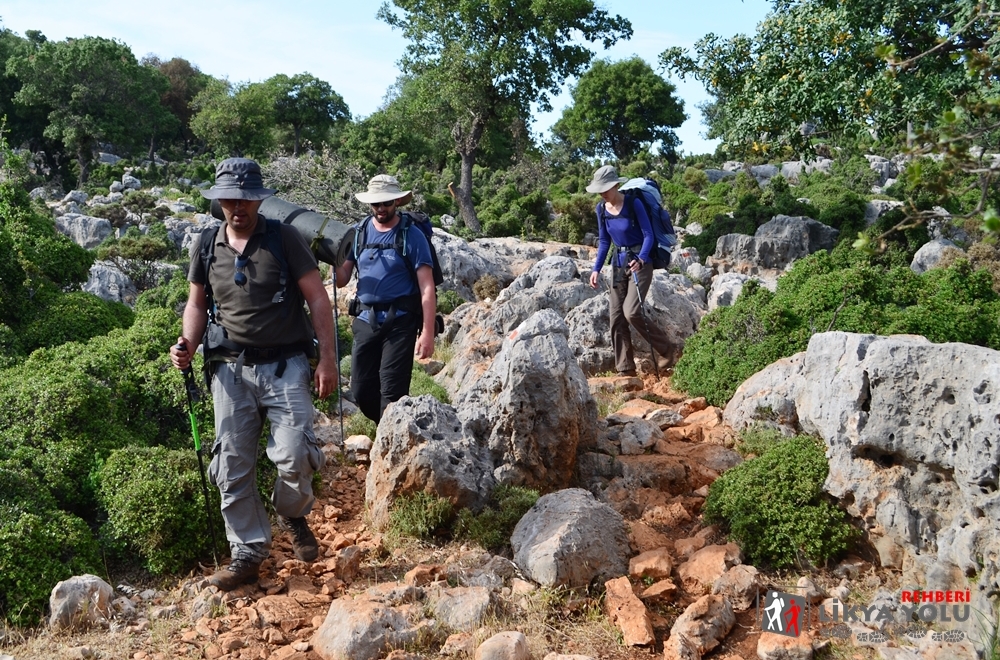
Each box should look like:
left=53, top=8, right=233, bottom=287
left=334, top=175, right=436, bottom=422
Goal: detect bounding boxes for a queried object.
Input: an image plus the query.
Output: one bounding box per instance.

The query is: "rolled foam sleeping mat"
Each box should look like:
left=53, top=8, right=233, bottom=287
left=211, top=196, right=357, bottom=266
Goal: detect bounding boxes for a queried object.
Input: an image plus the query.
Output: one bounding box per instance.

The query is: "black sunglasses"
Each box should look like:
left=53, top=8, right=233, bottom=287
left=234, top=255, right=249, bottom=286
left=370, top=200, right=394, bottom=208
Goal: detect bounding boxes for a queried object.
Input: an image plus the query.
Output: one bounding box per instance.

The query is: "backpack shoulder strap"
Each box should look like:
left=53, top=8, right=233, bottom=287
left=262, top=218, right=290, bottom=305
left=199, top=225, right=220, bottom=313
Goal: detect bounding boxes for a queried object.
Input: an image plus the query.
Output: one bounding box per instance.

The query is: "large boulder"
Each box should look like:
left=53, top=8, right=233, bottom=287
left=707, top=215, right=839, bottom=289
left=910, top=238, right=962, bottom=274
left=455, top=310, right=597, bottom=490
left=311, top=592, right=429, bottom=660
left=511, top=488, right=630, bottom=588
left=55, top=213, right=113, bottom=249
left=724, top=332, right=1000, bottom=625
left=433, top=229, right=513, bottom=303
left=49, top=574, right=114, bottom=631
left=440, top=255, right=597, bottom=397
left=82, top=261, right=139, bottom=305
left=365, top=395, right=494, bottom=530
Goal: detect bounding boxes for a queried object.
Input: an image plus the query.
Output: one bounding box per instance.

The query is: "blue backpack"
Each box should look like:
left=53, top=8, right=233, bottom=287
left=600, top=177, right=677, bottom=269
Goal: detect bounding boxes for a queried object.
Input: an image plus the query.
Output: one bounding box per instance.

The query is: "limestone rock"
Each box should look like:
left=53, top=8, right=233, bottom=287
left=432, top=586, right=493, bottom=631
left=311, top=595, right=426, bottom=660
left=667, top=595, right=734, bottom=657
left=629, top=547, right=674, bottom=581
left=456, top=310, right=596, bottom=490
left=677, top=544, right=743, bottom=593
left=711, top=565, right=763, bottom=611
left=49, top=575, right=114, bottom=631
left=55, top=213, right=113, bottom=249
left=723, top=331, right=1000, bottom=609
left=604, top=576, right=654, bottom=646
left=512, top=488, right=630, bottom=588
left=474, top=631, right=532, bottom=660
left=365, top=395, right=494, bottom=529
left=756, top=631, right=813, bottom=660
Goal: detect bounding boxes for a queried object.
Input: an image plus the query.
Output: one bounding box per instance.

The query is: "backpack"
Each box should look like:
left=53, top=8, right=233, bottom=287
left=197, top=219, right=315, bottom=383
left=198, top=218, right=293, bottom=314
left=600, top=177, right=677, bottom=269
left=351, top=210, right=445, bottom=335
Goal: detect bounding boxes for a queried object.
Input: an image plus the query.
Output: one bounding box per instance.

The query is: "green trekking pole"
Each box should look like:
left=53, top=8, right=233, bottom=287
left=178, top=344, right=220, bottom=568
left=626, top=251, right=660, bottom=379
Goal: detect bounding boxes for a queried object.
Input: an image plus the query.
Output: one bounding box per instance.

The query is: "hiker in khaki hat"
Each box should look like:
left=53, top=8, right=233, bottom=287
left=333, top=174, right=436, bottom=423
left=587, top=165, right=673, bottom=377
left=169, top=157, right=337, bottom=590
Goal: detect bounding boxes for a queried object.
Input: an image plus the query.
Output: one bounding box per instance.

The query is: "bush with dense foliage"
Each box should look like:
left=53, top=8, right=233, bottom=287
left=0, top=504, right=102, bottom=627
left=705, top=434, right=855, bottom=568
left=97, top=446, right=221, bottom=573
left=454, top=485, right=539, bottom=550
left=673, top=250, right=1000, bottom=406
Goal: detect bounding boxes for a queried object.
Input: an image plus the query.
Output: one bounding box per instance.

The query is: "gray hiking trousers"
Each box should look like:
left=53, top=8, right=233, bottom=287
left=609, top=262, right=674, bottom=374
left=208, top=353, right=325, bottom=562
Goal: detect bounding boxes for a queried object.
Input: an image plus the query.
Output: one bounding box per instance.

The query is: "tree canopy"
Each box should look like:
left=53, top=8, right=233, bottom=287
left=553, top=56, right=685, bottom=161
left=378, top=0, right=632, bottom=232
left=268, top=72, right=350, bottom=156
left=8, top=36, right=175, bottom=184
left=661, top=0, right=991, bottom=157
left=189, top=78, right=276, bottom=158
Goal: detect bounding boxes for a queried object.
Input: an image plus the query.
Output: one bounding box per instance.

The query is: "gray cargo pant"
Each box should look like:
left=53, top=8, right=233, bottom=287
left=208, top=353, right=325, bottom=562
left=609, top=262, right=674, bottom=374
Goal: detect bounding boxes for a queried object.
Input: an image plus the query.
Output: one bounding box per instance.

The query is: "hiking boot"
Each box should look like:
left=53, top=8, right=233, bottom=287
left=279, top=516, right=318, bottom=562
left=617, top=369, right=638, bottom=377
left=207, top=556, right=260, bottom=591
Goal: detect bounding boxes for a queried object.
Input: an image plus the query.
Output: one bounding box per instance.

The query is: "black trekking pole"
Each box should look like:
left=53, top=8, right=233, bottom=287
left=331, top=274, right=345, bottom=447
left=178, top=345, right=220, bottom=568
left=626, top=252, right=660, bottom=380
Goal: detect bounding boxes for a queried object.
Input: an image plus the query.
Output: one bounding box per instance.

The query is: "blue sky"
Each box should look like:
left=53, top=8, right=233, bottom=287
left=1, top=0, right=772, bottom=155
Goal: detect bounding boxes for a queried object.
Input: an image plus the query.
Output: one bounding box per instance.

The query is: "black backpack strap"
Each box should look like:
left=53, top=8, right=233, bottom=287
left=198, top=225, right=220, bottom=320
left=262, top=218, right=290, bottom=307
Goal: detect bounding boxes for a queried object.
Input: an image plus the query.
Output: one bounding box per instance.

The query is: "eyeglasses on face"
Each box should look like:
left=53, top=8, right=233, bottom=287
left=234, top=255, right=249, bottom=286
left=370, top=201, right=395, bottom=209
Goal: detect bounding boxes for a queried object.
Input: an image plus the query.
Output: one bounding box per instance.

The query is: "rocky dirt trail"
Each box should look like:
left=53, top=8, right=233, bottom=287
left=3, top=375, right=889, bottom=660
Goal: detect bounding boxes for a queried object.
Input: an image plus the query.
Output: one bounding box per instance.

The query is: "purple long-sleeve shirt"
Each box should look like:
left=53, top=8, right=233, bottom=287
left=592, top=195, right=654, bottom=270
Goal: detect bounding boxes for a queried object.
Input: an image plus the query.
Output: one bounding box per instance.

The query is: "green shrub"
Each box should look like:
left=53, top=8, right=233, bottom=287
left=455, top=485, right=539, bottom=550
left=673, top=253, right=1000, bottom=406
left=17, top=291, right=134, bottom=355
left=473, top=274, right=502, bottom=301
left=478, top=185, right=549, bottom=238
left=97, top=445, right=221, bottom=574
left=387, top=491, right=455, bottom=541
left=734, top=423, right=788, bottom=457
left=0, top=505, right=101, bottom=627
left=704, top=435, right=855, bottom=568
left=437, top=289, right=466, bottom=315
left=682, top=167, right=710, bottom=193
left=0, top=308, right=188, bottom=514
left=345, top=412, right=376, bottom=439
left=550, top=193, right=597, bottom=244
left=410, top=365, right=450, bottom=403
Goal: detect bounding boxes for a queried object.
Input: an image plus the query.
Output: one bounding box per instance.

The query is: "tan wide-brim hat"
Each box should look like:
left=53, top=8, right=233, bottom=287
left=585, top=164, right=628, bottom=194
left=355, top=174, right=413, bottom=205
left=200, top=157, right=276, bottom=200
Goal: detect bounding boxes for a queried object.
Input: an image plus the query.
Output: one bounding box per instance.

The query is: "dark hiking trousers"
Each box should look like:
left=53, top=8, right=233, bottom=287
left=350, top=312, right=419, bottom=423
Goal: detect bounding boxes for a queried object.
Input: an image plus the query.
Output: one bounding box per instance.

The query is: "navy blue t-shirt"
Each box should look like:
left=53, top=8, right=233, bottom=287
left=347, top=217, right=433, bottom=323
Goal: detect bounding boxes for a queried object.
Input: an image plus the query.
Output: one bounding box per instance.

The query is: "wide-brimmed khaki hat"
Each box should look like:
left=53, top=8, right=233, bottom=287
left=585, top=165, right=627, bottom=194
left=355, top=174, right=413, bottom=205
left=200, top=158, right=276, bottom=200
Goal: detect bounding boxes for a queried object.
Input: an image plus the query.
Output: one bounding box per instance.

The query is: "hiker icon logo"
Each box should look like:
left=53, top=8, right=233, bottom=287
left=761, top=590, right=806, bottom=637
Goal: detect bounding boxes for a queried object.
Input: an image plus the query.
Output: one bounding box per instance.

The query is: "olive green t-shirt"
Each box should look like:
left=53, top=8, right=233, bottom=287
left=189, top=216, right=319, bottom=348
